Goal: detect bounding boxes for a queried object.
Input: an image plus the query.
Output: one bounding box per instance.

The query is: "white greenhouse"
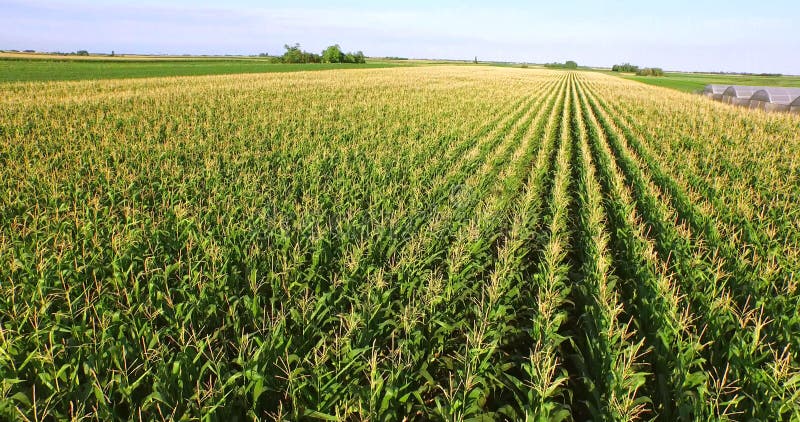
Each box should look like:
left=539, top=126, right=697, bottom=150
left=721, top=86, right=766, bottom=106
left=705, top=83, right=800, bottom=114
left=748, top=88, right=800, bottom=112
left=703, top=84, right=729, bottom=100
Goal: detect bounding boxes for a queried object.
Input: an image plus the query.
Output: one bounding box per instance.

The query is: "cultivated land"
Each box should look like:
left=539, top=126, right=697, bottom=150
left=0, top=54, right=407, bottom=82
left=1, top=66, right=800, bottom=420
left=613, top=70, right=800, bottom=93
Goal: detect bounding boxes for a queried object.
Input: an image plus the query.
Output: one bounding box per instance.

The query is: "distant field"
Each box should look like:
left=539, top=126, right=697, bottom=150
left=0, top=52, right=264, bottom=61
left=0, top=55, right=407, bottom=82
left=613, top=71, right=800, bottom=93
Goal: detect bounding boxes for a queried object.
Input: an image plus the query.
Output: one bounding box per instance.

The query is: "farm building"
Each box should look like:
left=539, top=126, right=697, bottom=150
left=747, top=88, right=800, bottom=111
left=721, top=86, right=766, bottom=106
left=705, top=84, right=800, bottom=114
left=703, top=84, right=728, bottom=100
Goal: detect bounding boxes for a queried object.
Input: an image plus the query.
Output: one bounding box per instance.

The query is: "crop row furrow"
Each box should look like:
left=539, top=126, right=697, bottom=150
left=578, top=77, right=800, bottom=419
left=265, top=82, right=557, bottom=418
left=510, top=73, right=576, bottom=420
left=593, top=87, right=800, bottom=302
left=431, top=75, right=569, bottom=420
left=347, top=77, right=567, bottom=418
left=567, top=78, right=650, bottom=420
left=576, top=77, right=712, bottom=420
left=397, top=75, right=569, bottom=419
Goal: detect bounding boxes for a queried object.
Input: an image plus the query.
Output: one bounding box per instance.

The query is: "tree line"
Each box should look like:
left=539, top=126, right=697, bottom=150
left=634, top=67, right=664, bottom=76
left=263, top=44, right=366, bottom=64
left=612, top=62, right=664, bottom=76
left=544, top=60, right=578, bottom=69
left=611, top=62, right=639, bottom=72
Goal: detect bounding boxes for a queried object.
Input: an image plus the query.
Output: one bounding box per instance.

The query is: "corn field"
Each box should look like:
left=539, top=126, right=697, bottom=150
left=1, top=67, right=800, bottom=420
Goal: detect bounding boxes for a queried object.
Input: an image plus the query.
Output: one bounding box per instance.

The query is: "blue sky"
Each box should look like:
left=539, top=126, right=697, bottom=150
left=1, top=0, right=798, bottom=73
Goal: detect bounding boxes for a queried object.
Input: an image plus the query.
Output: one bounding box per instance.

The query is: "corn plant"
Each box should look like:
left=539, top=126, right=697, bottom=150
left=1, top=66, right=799, bottom=420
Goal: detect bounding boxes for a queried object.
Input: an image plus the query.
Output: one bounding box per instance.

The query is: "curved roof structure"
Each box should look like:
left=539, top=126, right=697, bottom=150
left=749, top=88, right=800, bottom=105
left=722, top=85, right=768, bottom=106
left=704, top=84, right=729, bottom=100
left=722, top=85, right=766, bottom=99
left=704, top=84, right=800, bottom=113
left=704, top=84, right=728, bottom=95
left=790, top=96, right=800, bottom=113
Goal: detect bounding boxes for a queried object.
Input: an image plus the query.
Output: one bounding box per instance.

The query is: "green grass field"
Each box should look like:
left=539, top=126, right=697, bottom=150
left=613, top=71, right=800, bottom=93
left=0, top=57, right=407, bottom=82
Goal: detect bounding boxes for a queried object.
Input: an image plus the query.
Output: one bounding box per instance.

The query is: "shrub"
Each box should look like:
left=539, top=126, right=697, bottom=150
left=636, top=67, right=664, bottom=76
left=544, top=61, right=578, bottom=69
left=612, top=63, right=639, bottom=73
left=322, top=45, right=366, bottom=64
left=322, top=45, right=344, bottom=63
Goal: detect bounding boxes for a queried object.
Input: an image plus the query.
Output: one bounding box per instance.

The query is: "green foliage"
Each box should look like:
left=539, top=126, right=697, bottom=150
left=281, top=43, right=321, bottom=63
left=322, top=44, right=344, bottom=63
left=279, top=44, right=366, bottom=64
left=322, top=45, right=366, bottom=64
left=544, top=61, right=578, bottom=69
left=635, top=67, right=664, bottom=76
left=612, top=63, right=639, bottom=72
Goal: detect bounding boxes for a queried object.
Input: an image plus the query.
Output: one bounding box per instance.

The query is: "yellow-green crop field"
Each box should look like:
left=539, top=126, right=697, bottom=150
left=1, top=67, right=800, bottom=420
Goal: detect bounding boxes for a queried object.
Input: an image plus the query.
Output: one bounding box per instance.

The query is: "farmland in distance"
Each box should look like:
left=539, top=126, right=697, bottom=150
left=0, top=54, right=409, bottom=83
left=613, top=70, right=800, bottom=93
left=1, top=66, right=799, bottom=420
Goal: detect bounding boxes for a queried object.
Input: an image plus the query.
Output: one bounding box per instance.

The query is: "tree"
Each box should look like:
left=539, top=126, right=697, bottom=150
left=636, top=67, right=664, bottom=76
left=474, top=56, right=478, bottom=64
left=544, top=61, right=578, bottom=69
left=322, top=45, right=344, bottom=63
left=302, top=51, right=321, bottom=63
left=612, top=62, right=639, bottom=73
left=282, top=43, right=304, bottom=63
left=76, top=50, right=89, bottom=56
left=280, top=43, right=365, bottom=64
left=353, top=51, right=365, bottom=64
